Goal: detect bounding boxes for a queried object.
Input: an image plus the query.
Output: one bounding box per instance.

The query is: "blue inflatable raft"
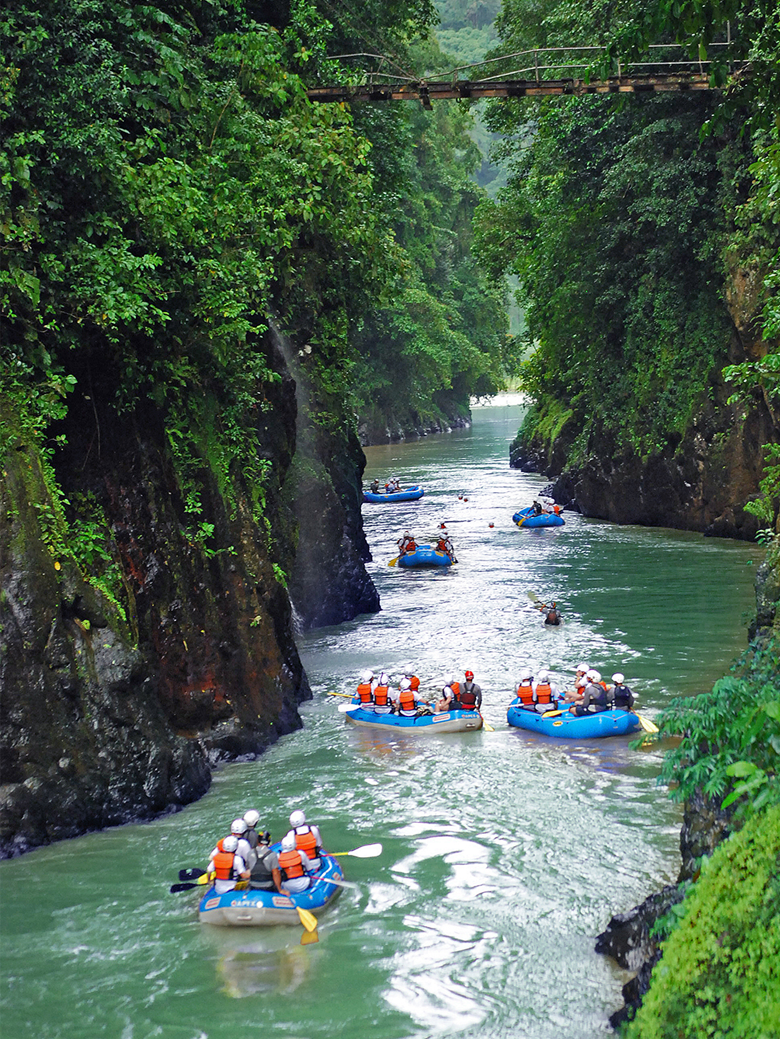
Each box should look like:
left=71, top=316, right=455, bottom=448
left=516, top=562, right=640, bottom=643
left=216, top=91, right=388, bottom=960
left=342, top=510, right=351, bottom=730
left=198, top=849, right=343, bottom=926
left=396, top=545, right=454, bottom=568
left=341, top=702, right=482, bottom=733
left=363, top=485, right=424, bottom=503
left=507, top=700, right=639, bottom=738
left=512, top=507, right=565, bottom=528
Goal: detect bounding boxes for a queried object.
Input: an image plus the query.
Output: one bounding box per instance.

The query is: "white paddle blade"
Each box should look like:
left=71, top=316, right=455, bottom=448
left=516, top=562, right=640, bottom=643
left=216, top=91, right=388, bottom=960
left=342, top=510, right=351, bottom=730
left=337, top=702, right=360, bottom=713
left=344, top=842, right=382, bottom=858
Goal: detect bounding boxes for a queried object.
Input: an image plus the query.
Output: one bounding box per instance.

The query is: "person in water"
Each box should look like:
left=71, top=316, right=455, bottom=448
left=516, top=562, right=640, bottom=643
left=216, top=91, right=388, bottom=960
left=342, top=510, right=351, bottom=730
left=397, top=531, right=417, bottom=556
left=249, top=831, right=284, bottom=892
left=544, top=601, right=562, bottom=625
left=285, top=809, right=324, bottom=872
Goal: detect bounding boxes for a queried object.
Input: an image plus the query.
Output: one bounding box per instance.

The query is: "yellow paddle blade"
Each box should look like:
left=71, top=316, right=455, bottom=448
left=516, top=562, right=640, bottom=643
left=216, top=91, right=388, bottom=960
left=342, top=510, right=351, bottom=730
left=300, top=928, right=319, bottom=945
left=388, top=557, right=398, bottom=567
left=197, top=872, right=213, bottom=886
left=542, top=710, right=563, bottom=718
left=635, top=713, right=659, bottom=734
left=297, top=907, right=318, bottom=933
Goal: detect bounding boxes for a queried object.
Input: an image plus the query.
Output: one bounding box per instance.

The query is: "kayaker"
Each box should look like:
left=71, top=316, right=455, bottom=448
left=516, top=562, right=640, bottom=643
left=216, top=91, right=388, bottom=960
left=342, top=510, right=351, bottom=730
left=458, top=670, right=482, bottom=710
left=208, top=834, right=250, bottom=894
left=397, top=531, right=417, bottom=555
left=543, top=601, right=562, bottom=625
left=611, top=673, right=636, bottom=710
left=285, top=809, right=324, bottom=872
left=249, top=830, right=284, bottom=893
left=369, top=478, right=380, bottom=493
left=278, top=833, right=313, bottom=894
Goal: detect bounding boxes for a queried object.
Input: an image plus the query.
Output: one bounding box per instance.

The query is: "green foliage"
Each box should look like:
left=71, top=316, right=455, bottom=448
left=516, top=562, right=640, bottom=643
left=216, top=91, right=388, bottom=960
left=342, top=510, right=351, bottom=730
left=623, top=804, right=780, bottom=1039
left=655, top=637, right=780, bottom=814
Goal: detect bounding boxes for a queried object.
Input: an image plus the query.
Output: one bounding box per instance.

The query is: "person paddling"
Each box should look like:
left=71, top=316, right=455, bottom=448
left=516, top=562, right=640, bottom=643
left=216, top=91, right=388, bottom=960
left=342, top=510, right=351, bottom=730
left=285, top=809, right=324, bottom=872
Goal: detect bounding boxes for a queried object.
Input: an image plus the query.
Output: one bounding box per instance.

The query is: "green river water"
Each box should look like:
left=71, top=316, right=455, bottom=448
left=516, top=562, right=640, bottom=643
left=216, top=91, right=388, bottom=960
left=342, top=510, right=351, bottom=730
left=0, top=402, right=760, bottom=1039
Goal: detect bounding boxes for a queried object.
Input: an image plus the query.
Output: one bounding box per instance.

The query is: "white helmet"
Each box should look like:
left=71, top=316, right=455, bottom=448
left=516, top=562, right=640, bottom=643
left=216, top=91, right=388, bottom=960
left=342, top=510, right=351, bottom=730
left=576, top=663, right=589, bottom=674
left=587, top=670, right=602, bottom=683
left=281, top=833, right=296, bottom=852
left=290, top=810, right=306, bottom=828
left=379, top=672, right=389, bottom=684
left=399, top=678, right=411, bottom=690
left=537, top=669, right=549, bottom=680
left=612, top=673, right=625, bottom=684
left=243, top=809, right=260, bottom=828
left=223, top=834, right=239, bottom=853
left=361, top=669, right=374, bottom=683
left=523, top=672, right=533, bottom=681
left=231, top=818, right=248, bottom=835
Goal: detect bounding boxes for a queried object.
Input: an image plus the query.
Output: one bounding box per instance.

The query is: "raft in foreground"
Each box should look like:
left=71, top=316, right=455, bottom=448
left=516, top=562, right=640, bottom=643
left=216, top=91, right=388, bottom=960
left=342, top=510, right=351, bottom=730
left=512, top=507, right=565, bottom=528
left=363, top=485, right=424, bottom=503
left=342, top=704, right=482, bottom=732
left=199, top=850, right=342, bottom=926
left=396, top=545, right=454, bottom=568
left=507, top=701, right=640, bottom=738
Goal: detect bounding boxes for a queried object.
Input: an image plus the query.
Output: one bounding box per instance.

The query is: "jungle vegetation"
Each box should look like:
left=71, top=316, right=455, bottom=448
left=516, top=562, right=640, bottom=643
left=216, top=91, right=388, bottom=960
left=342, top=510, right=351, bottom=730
left=471, top=2, right=780, bottom=1032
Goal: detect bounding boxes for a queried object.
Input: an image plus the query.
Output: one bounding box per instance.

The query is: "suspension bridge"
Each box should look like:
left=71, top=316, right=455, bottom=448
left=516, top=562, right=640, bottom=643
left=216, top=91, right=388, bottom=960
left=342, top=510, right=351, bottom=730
left=307, top=44, right=746, bottom=105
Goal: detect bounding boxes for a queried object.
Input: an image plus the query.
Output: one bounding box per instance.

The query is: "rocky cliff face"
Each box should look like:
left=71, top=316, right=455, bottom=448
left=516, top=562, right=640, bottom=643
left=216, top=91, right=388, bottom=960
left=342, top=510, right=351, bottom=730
left=511, top=320, right=778, bottom=540
left=0, top=329, right=379, bottom=857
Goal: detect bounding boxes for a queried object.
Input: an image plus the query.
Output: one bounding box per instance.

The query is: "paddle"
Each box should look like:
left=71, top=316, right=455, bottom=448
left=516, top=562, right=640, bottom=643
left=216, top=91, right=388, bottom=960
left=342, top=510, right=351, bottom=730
left=337, top=702, right=361, bottom=713
left=542, top=710, right=563, bottom=718
left=297, top=907, right=318, bottom=932
left=315, top=875, right=360, bottom=890
left=170, top=879, right=208, bottom=893
left=478, top=712, right=495, bottom=732
left=388, top=557, right=399, bottom=567
left=179, top=867, right=206, bottom=881
left=634, top=712, right=659, bottom=734
left=331, top=843, right=382, bottom=858
left=327, top=691, right=354, bottom=699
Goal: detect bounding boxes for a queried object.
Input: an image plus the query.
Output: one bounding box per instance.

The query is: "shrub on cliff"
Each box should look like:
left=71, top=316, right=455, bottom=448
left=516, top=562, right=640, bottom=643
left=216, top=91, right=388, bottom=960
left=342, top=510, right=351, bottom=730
left=623, top=804, right=780, bottom=1039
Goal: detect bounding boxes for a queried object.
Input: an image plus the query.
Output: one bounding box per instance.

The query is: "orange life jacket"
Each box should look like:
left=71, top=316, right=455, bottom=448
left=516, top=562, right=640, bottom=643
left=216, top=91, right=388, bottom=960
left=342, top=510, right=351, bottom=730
left=294, top=826, right=318, bottom=859
left=213, top=850, right=237, bottom=881
left=278, top=848, right=305, bottom=880
left=357, top=682, right=373, bottom=704
left=409, top=676, right=420, bottom=691
left=450, top=681, right=460, bottom=696
left=516, top=682, right=534, bottom=705
left=436, top=539, right=447, bottom=552
left=373, top=684, right=390, bottom=706
left=398, top=688, right=416, bottom=712
left=534, top=682, right=553, bottom=705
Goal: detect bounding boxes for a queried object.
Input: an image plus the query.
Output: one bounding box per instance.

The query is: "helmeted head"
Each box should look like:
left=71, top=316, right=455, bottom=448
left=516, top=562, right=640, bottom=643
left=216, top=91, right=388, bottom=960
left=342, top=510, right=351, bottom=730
left=576, top=663, right=589, bottom=675
left=281, top=833, right=296, bottom=852
left=289, top=810, right=306, bottom=828
left=361, top=669, right=374, bottom=683
left=231, top=818, right=248, bottom=835
left=379, top=672, right=389, bottom=685
left=523, top=671, right=533, bottom=682
left=465, top=670, right=474, bottom=681
left=399, top=678, right=411, bottom=691
left=587, top=669, right=601, bottom=683
left=243, top=809, right=260, bottom=829
left=536, top=669, right=548, bottom=681
left=258, top=831, right=271, bottom=845
left=612, top=673, right=625, bottom=685
left=223, top=834, right=239, bottom=853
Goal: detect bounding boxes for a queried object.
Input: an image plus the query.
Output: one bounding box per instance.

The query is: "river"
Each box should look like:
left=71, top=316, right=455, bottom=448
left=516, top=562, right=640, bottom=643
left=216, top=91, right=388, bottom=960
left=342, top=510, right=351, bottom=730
left=0, top=402, right=758, bottom=1039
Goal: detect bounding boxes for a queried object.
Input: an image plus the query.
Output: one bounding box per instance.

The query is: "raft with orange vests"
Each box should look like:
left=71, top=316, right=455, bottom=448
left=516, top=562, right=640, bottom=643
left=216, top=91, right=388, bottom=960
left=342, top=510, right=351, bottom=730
left=198, top=848, right=342, bottom=926
left=512, top=506, right=565, bottom=529
left=506, top=699, right=639, bottom=738
left=339, top=702, right=482, bottom=732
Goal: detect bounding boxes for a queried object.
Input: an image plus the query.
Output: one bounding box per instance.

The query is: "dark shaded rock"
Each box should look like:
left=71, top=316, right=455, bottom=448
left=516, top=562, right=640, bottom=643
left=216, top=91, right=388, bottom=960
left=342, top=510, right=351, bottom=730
left=678, top=788, right=734, bottom=882
left=596, top=884, right=685, bottom=1027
